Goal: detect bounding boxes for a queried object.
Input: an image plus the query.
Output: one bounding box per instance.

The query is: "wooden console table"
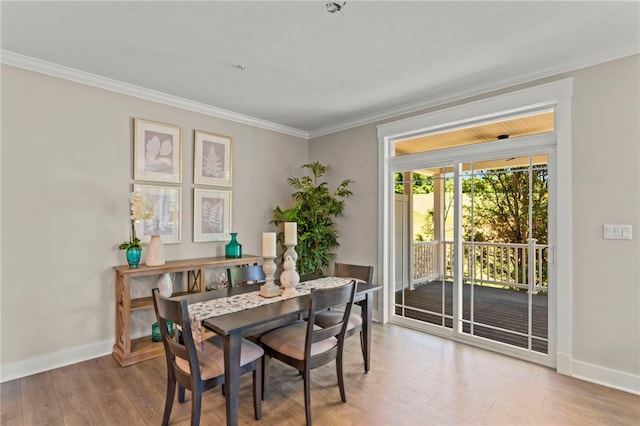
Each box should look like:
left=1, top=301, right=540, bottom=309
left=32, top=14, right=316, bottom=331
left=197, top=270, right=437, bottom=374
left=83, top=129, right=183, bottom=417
left=112, top=254, right=262, bottom=367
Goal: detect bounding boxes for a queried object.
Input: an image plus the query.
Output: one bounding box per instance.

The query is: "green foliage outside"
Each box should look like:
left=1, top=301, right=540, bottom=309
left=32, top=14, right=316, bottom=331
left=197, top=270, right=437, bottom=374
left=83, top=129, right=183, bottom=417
left=272, top=162, right=353, bottom=276
left=396, top=166, right=549, bottom=289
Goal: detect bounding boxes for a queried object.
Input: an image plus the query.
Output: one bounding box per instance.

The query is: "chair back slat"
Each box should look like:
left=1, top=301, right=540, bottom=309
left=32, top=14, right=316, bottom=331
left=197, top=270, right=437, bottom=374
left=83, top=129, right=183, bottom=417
left=334, top=263, right=374, bottom=286
left=227, top=265, right=265, bottom=287
left=305, top=280, right=356, bottom=351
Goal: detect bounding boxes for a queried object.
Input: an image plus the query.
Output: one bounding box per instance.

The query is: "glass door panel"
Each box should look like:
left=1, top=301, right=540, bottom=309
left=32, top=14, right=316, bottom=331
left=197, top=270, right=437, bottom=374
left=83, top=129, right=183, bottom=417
left=460, top=155, right=549, bottom=354
left=394, top=167, right=454, bottom=329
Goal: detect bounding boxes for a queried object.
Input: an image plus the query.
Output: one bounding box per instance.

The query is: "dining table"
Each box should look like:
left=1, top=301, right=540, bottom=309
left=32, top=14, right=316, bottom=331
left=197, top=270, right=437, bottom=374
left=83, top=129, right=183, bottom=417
left=181, top=276, right=381, bottom=426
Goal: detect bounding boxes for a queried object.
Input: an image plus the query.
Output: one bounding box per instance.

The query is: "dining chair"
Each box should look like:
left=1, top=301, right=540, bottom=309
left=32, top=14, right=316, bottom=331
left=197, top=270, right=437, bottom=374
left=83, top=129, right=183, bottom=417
left=260, top=280, right=357, bottom=426
left=226, top=264, right=265, bottom=287
left=313, top=263, right=374, bottom=371
left=151, top=288, right=263, bottom=426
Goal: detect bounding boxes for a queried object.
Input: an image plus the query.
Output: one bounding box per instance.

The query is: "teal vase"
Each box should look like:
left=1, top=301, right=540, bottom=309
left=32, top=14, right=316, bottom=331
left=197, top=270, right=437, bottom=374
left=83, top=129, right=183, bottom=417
left=126, top=246, right=141, bottom=268
left=225, top=233, right=242, bottom=258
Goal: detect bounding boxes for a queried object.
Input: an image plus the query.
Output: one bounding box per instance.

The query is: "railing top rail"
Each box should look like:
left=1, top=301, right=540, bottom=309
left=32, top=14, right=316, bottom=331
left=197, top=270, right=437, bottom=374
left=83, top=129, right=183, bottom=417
left=420, top=240, right=549, bottom=249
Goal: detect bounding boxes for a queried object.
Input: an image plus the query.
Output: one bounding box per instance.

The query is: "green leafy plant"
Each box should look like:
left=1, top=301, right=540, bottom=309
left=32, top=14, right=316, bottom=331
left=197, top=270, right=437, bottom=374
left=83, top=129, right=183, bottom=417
left=272, top=162, right=353, bottom=275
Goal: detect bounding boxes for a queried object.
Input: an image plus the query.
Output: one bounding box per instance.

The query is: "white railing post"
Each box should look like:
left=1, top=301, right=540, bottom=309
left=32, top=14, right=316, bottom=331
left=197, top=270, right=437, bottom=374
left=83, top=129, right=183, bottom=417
left=528, top=238, right=537, bottom=294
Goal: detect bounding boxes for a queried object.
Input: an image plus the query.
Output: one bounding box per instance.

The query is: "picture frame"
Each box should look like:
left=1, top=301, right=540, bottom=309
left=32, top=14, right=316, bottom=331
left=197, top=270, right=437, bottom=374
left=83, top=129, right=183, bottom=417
left=134, top=118, right=182, bottom=183
left=133, top=184, right=182, bottom=244
left=193, top=130, right=232, bottom=187
left=193, top=188, right=232, bottom=242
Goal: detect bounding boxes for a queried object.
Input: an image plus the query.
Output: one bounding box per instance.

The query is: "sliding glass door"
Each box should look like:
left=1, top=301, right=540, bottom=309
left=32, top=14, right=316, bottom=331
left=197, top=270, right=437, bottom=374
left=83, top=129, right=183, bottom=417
left=392, top=149, right=552, bottom=362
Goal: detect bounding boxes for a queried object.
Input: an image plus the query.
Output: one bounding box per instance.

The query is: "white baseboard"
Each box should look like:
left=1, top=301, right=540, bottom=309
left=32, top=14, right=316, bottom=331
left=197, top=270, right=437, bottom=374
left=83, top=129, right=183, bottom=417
left=571, top=358, right=640, bottom=395
left=0, top=339, right=113, bottom=383
left=556, top=351, right=572, bottom=375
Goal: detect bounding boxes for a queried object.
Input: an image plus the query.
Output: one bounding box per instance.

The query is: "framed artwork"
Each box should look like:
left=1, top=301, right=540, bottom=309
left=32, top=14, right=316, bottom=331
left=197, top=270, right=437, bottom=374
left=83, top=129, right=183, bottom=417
left=134, top=118, right=182, bottom=183
left=133, top=184, right=182, bottom=244
left=193, top=188, right=232, bottom=242
left=193, top=130, right=232, bottom=187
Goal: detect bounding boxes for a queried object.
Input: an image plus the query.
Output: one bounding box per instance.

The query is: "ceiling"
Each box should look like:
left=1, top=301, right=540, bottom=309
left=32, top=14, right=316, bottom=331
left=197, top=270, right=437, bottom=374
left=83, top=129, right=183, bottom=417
left=2, top=1, right=639, bottom=138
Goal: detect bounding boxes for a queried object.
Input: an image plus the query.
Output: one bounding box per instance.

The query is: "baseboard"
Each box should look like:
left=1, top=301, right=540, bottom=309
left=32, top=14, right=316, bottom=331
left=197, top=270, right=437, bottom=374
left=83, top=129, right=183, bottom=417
left=0, top=339, right=113, bottom=383
left=556, top=351, right=572, bottom=375
left=571, top=358, right=640, bottom=395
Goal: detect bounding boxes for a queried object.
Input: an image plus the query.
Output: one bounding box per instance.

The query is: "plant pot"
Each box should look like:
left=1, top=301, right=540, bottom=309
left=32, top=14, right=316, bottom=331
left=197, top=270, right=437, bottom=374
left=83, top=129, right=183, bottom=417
left=126, top=246, right=141, bottom=268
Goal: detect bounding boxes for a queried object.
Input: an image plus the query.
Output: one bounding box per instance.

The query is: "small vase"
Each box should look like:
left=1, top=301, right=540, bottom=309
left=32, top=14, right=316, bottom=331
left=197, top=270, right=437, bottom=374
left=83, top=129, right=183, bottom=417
left=157, top=273, right=173, bottom=297
left=126, top=246, right=141, bottom=268
left=225, top=232, right=242, bottom=258
left=146, top=235, right=165, bottom=266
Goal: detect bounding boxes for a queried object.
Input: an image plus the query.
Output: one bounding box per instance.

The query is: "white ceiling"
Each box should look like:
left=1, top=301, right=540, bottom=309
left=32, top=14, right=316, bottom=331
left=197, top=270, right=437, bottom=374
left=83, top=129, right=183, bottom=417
left=2, top=1, right=639, bottom=138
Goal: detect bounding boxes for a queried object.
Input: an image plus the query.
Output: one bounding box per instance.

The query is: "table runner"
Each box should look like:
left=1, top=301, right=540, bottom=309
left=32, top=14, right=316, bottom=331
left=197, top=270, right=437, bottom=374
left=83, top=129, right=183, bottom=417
left=188, top=276, right=351, bottom=343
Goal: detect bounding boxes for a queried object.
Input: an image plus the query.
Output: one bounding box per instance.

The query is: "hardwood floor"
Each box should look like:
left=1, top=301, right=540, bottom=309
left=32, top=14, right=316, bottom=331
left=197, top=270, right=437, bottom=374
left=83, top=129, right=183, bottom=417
left=2, top=323, right=639, bottom=425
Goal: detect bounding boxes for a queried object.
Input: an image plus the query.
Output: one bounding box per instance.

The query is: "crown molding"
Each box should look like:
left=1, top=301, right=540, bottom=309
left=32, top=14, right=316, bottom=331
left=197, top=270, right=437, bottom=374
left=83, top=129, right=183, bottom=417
left=0, top=50, right=309, bottom=140
left=3, top=43, right=638, bottom=141
left=308, top=41, right=640, bottom=139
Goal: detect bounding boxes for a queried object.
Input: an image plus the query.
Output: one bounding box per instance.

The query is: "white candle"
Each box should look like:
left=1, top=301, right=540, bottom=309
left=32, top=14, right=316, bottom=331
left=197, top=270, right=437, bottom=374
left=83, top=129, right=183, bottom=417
left=284, top=222, right=297, bottom=245
left=262, top=232, right=276, bottom=258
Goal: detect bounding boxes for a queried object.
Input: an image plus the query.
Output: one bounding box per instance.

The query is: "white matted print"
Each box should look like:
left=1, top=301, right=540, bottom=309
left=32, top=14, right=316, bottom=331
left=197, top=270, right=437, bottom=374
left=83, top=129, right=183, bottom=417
left=193, top=189, right=231, bottom=242
left=194, top=130, right=232, bottom=187
left=133, top=184, right=182, bottom=244
left=134, top=118, right=182, bottom=183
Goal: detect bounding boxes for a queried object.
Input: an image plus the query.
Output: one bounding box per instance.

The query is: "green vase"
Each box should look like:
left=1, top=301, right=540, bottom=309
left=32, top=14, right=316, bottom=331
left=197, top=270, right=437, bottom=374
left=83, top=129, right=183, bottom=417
left=225, top=233, right=242, bottom=258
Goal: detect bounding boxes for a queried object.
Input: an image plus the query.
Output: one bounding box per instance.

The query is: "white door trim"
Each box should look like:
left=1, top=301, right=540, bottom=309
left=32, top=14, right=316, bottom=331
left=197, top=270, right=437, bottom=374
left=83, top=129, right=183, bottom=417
left=377, top=78, right=573, bottom=373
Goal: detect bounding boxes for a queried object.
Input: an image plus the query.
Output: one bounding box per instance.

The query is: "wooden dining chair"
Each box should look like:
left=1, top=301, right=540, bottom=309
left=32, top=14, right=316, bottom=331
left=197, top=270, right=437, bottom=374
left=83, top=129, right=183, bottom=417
left=151, top=288, right=263, bottom=426
left=260, top=280, right=357, bottom=426
left=226, top=264, right=265, bottom=287
left=313, top=263, right=374, bottom=371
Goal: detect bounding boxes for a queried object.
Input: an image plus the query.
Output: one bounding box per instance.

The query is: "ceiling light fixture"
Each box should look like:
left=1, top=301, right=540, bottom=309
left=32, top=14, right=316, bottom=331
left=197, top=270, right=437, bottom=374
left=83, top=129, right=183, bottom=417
left=234, top=64, right=247, bottom=71
left=325, top=2, right=346, bottom=14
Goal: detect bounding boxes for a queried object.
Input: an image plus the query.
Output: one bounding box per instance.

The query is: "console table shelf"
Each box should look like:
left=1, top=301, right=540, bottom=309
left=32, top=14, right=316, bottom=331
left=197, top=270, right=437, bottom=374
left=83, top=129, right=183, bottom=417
left=112, top=254, right=262, bottom=366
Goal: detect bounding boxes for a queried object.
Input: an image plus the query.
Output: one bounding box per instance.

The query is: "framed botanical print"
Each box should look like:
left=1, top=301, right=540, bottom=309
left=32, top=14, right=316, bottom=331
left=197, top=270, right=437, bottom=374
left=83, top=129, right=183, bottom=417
left=133, top=184, right=182, bottom=244
left=193, top=130, right=232, bottom=187
left=193, top=188, right=231, bottom=242
left=134, top=118, right=182, bottom=183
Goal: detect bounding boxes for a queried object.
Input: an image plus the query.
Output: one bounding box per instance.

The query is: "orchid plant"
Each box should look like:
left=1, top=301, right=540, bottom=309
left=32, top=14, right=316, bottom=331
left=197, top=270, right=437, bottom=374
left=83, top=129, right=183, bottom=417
left=119, top=192, right=154, bottom=250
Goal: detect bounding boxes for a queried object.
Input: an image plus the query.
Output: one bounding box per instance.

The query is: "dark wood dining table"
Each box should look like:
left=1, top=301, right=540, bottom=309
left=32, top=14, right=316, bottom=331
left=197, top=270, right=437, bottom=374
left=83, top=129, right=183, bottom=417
left=182, top=278, right=381, bottom=426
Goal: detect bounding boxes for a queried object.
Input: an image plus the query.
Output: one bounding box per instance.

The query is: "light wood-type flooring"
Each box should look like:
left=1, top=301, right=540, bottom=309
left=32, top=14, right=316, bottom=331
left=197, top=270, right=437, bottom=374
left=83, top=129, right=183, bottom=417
left=2, top=323, right=639, bottom=425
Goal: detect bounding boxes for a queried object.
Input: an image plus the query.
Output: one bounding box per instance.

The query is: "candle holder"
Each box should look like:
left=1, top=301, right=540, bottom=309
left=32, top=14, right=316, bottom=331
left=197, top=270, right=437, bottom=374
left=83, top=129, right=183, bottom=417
left=280, top=255, right=300, bottom=297
left=283, top=243, right=298, bottom=264
left=260, top=257, right=282, bottom=298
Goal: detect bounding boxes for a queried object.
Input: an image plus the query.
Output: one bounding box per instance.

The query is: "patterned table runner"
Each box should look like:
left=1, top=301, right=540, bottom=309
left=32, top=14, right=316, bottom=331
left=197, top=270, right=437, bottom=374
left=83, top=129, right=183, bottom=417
left=188, top=276, right=351, bottom=343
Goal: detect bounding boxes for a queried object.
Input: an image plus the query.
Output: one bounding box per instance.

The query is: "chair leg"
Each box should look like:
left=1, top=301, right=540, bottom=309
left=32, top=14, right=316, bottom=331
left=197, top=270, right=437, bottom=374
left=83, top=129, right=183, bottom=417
left=337, top=352, right=347, bottom=403
left=191, top=387, right=202, bottom=426
left=178, top=384, right=186, bottom=403
left=262, top=355, right=270, bottom=401
left=162, top=377, right=177, bottom=426
left=253, top=359, right=262, bottom=420
left=303, top=369, right=312, bottom=426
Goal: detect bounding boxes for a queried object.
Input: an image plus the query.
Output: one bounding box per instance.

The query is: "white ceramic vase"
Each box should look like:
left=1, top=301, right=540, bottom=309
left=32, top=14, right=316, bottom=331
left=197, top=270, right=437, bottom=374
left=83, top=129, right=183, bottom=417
left=157, top=273, right=173, bottom=297
left=146, top=234, right=165, bottom=266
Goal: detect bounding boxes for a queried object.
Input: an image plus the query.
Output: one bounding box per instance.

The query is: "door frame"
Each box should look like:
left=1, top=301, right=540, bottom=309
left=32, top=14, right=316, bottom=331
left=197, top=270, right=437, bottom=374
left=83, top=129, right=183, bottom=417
left=377, top=79, right=573, bottom=372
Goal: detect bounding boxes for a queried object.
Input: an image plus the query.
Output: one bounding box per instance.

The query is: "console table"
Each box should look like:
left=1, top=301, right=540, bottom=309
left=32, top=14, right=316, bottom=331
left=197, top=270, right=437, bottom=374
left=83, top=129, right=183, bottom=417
left=112, top=254, right=262, bottom=366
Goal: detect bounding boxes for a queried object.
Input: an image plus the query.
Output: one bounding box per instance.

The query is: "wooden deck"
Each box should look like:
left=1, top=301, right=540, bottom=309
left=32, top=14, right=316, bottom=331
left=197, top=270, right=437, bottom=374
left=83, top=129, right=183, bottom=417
left=395, top=280, right=548, bottom=353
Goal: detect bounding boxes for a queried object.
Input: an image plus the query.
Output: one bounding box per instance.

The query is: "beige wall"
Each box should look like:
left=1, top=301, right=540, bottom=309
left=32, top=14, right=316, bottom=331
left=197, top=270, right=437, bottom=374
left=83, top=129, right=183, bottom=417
left=1, top=65, right=307, bottom=374
left=310, top=54, right=640, bottom=391
left=2, top=54, right=639, bottom=392
left=570, top=55, right=640, bottom=375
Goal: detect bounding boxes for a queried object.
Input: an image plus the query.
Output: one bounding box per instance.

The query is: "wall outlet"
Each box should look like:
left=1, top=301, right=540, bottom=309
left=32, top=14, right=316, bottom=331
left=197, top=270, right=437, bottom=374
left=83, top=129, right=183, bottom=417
left=603, top=224, right=632, bottom=240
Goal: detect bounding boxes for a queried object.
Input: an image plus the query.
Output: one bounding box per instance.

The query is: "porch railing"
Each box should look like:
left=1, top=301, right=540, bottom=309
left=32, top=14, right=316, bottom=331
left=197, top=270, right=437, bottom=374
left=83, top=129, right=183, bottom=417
left=412, top=240, right=548, bottom=293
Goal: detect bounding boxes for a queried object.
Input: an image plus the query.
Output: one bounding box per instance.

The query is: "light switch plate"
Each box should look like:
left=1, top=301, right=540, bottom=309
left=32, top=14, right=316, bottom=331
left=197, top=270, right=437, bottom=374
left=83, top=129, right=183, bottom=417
left=603, top=224, right=632, bottom=240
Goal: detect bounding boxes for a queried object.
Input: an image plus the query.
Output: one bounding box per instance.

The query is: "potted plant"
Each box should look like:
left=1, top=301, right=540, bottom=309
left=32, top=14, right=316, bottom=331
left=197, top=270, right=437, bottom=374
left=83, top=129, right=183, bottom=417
left=272, top=161, right=353, bottom=276
left=119, top=192, right=154, bottom=268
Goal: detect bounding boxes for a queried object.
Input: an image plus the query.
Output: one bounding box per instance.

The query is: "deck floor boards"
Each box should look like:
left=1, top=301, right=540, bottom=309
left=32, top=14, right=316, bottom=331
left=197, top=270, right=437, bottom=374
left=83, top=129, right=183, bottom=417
left=395, top=281, right=549, bottom=352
